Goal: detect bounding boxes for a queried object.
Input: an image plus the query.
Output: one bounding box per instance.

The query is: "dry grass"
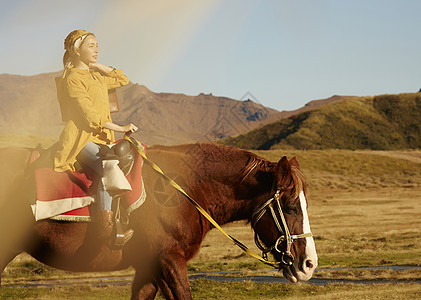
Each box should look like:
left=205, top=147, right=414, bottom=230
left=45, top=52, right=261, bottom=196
left=278, top=283, right=421, bottom=300
left=1, top=146, right=421, bottom=298
left=313, top=268, right=421, bottom=281
left=1, top=282, right=420, bottom=300
left=188, top=188, right=421, bottom=272
left=189, top=149, right=421, bottom=271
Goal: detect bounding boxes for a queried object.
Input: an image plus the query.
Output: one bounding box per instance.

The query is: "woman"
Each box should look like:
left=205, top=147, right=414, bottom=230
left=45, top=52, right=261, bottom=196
left=54, top=29, right=137, bottom=244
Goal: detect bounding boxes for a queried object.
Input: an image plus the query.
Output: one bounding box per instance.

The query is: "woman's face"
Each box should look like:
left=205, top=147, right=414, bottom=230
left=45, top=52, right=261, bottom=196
left=77, top=35, right=98, bottom=65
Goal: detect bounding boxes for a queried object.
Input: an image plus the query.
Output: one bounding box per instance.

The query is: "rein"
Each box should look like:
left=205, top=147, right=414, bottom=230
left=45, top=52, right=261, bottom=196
left=126, top=136, right=309, bottom=268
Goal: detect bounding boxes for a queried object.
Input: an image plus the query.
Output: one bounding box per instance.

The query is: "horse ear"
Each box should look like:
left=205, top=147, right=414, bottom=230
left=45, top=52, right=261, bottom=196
left=276, top=156, right=292, bottom=188
left=289, top=156, right=300, bottom=170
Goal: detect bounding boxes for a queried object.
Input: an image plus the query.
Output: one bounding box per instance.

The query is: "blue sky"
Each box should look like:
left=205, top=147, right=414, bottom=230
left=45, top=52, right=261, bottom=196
left=1, top=0, right=421, bottom=111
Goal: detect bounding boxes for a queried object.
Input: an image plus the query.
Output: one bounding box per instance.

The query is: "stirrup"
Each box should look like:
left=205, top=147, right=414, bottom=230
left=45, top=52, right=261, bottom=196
left=114, top=218, right=134, bottom=249
left=112, top=196, right=134, bottom=249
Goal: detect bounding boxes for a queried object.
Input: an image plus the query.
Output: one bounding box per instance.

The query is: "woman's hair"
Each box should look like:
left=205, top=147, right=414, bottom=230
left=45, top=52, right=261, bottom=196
left=62, top=29, right=94, bottom=68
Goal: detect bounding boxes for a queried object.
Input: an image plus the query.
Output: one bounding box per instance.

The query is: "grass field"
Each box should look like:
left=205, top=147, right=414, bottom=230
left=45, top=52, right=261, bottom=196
left=1, top=140, right=420, bottom=299
left=1, top=282, right=421, bottom=300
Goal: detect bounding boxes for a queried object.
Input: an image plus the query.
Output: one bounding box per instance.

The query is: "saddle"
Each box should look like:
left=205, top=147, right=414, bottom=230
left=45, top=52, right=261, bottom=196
left=97, top=139, right=135, bottom=176
left=28, top=139, right=146, bottom=249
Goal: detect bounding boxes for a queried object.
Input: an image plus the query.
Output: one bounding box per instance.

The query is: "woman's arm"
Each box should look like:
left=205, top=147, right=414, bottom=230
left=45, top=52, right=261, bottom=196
left=89, top=62, right=114, bottom=74
left=89, top=64, right=135, bottom=133
left=103, top=122, right=138, bottom=133
left=90, top=62, right=129, bottom=88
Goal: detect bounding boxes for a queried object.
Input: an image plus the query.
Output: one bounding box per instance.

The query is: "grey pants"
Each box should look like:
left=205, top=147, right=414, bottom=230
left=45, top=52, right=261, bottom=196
left=76, top=141, right=112, bottom=210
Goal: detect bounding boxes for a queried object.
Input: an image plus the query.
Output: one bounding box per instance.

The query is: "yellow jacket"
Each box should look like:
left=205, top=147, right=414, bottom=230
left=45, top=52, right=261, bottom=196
left=54, top=68, right=129, bottom=172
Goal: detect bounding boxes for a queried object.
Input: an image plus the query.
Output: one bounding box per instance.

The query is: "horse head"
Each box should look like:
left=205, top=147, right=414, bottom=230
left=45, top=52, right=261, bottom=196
left=250, top=156, right=318, bottom=283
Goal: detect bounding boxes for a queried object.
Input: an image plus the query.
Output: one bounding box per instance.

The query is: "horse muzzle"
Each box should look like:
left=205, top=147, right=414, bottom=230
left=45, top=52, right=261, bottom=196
left=280, top=238, right=318, bottom=283
left=281, top=257, right=317, bottom=283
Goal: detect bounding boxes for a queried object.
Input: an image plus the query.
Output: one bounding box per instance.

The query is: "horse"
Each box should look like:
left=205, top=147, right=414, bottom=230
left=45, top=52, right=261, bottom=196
left=0, top=142, right=318, bottom=299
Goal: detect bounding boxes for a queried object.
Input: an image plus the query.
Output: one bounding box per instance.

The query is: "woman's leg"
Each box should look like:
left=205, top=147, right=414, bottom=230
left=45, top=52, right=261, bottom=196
left=77, top=142, right=112, bottom=210
left=77, top=142, right=134, bottom=243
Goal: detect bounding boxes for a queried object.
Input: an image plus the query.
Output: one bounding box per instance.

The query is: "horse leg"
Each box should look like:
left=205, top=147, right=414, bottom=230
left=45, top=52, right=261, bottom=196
left=0, top=251, right=19, bottom=286
left=155, top=277, right=175, bottom=300
left=131, top=269, right=159, bottom=300
left=130, top=267, right=179, bottom=300
left=157, top=251, right=192, bottom=300
left=0, top=205, right=28, bottom=286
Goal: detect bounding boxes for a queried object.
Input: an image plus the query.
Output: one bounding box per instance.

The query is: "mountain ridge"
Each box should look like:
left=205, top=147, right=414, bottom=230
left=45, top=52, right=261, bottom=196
left=0, top=71, right=347, bottom=146
left=221, top=93, right=421, bottom=150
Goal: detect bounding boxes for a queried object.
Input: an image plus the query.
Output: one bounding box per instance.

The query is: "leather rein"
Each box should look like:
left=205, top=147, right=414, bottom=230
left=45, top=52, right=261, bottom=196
left=251, top=189, right=313, bottom=266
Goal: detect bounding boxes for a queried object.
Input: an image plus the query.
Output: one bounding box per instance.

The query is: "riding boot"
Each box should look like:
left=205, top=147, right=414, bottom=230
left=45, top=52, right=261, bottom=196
left=99, top=210, right=114, bottom=239
left=99, top=210, right=135, bottom=245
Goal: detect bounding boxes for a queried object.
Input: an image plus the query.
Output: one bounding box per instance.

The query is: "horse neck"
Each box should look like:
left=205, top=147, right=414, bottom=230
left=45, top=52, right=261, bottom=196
left=177, top=144, right=275, bottom=226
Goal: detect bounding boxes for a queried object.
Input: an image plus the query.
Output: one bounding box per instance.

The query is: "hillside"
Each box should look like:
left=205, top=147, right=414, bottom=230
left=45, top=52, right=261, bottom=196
left=0, top=72, right=288, bottom=146
left=221, top=93, right=421, bottom=150
left=0, top=72, right=352, bottom=147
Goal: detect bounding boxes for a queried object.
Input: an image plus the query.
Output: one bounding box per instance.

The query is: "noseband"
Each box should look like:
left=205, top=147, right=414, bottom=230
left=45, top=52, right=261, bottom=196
left=251, top=190, right=313, bottom=266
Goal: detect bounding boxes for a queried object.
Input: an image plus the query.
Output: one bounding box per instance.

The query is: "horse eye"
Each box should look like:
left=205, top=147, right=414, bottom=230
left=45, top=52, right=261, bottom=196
left=285, top=204, right=298, bottom=214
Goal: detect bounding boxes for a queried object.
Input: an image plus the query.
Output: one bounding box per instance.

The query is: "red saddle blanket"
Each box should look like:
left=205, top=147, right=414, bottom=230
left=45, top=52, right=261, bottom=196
left=30, top=146, right=146, bottom=222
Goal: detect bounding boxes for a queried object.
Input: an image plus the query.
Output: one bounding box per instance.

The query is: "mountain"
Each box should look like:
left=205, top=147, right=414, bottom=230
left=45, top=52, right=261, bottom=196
left=274, top=95, right=354, bottom=119
left=0, top=73, right=60, bottom=137
left=0, top=72, right=349, bottom=146
left=112, top=84, right=284, bottom=145
left=0, top=72, right=281, bottom=145
left=0, top=72, right=286, bottom=146
left=221, top=93, right=421, bottom=150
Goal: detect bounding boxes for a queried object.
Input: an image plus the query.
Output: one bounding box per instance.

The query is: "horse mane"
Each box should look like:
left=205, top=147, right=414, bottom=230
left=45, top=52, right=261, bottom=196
left=149, top=143, right=305, bottom=199
left=151, top=143, right=263, bottom=164
left=194, top=143, right=275, bottom=179
left=150, top=142, right=273, bottom=179
left=238, top=149, right=306, bottom=201
left=240, top=155, right=273, bottom=183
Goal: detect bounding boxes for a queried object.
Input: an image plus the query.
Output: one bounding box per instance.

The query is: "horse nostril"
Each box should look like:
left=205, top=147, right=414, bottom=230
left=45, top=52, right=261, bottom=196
left=305, top=259, right=314, bottom=270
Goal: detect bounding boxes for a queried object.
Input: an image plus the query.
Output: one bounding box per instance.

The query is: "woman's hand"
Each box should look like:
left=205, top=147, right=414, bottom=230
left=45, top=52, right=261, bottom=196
left=89, top=62, right=114, bottom=74
left=122, top=123, right=138, bottom=133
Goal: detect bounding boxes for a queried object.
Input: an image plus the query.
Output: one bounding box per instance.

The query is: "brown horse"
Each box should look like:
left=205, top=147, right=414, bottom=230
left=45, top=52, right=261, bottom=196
left=0, top=143, right=317, bottom=299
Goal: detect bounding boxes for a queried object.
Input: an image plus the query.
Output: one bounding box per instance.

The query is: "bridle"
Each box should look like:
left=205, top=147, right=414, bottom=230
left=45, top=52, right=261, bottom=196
left=251, top=189, right=313, bottom=266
